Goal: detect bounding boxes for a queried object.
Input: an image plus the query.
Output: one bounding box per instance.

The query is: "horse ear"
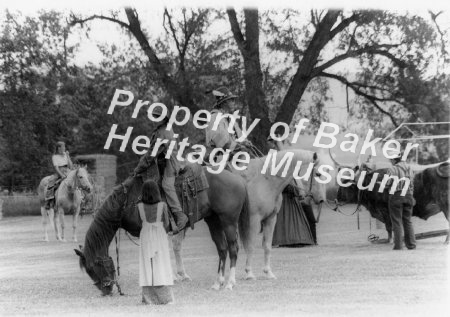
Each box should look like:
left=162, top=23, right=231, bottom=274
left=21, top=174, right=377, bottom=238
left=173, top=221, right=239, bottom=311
left=74, top=249, right=84, bottom=258
left=313, top=152, right=318, bottom=161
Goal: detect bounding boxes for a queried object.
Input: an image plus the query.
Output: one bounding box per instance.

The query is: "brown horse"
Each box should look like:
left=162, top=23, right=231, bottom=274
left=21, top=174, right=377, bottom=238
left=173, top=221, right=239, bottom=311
left=74, top=165, right=247, bottom=295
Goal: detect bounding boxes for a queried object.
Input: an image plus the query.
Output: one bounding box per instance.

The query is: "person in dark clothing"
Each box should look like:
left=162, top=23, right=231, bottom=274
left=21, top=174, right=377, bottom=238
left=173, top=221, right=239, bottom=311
left=300, top=202, right=317, bottom=245
left=267, top=135, right=316, bottom=247
left=387, top=150, right=416, bottom=250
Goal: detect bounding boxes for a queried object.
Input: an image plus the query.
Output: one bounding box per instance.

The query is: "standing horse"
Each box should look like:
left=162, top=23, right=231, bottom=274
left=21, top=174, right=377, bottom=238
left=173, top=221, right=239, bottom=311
left=74, top=165, right=247, bottom=295
left=237, top=149, right=324, bottom=280
left=38, top=167, right=93, bottom=242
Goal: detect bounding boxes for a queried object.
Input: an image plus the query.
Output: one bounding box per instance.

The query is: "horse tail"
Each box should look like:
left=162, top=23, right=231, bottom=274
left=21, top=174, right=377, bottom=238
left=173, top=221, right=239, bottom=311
left=238, top=185, right=250, bottom=250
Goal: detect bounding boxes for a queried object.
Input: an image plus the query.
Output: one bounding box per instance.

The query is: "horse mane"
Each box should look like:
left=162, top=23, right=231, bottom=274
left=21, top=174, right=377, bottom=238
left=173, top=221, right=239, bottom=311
left=82, top=204, right=119, bottom=267
left=240, top=149, right=316, bottom=181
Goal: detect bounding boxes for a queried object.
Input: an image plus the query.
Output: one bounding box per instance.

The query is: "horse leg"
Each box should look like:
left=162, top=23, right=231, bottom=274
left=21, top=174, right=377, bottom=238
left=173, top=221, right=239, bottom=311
left=262, top=214, right=277, bottom=279
left=443, top=211, right=449, bottom=244
left=57, top=205, right=66, bottom=242
left=223, top=224, right=238, bottom=290
left=40, top=206, right=49, bottom=242
left=205, top=214, right=227, bottom=290
left=72, top=205, right=80, bottom=242
left=244, top=214, right=261, bottom=280
left=53, top=206, right=62, bottom=241
left=172, top=230, right=191, bottom=281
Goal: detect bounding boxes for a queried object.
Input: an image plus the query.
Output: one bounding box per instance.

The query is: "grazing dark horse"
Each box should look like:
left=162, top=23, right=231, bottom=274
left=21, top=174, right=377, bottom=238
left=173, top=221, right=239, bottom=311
left=74, top=164, right=247, bottom=295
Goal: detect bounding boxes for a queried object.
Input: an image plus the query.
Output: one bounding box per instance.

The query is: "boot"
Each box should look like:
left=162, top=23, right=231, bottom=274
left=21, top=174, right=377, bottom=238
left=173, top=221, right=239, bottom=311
left=44, top=199, right=53, bottom=210
left=173, top=211, right=188, bottom=231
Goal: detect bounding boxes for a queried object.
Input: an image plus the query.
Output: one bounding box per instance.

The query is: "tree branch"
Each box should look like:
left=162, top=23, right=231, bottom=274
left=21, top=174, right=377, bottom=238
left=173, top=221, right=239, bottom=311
left=429, top=10, right=448, bottom=59
left=319, top=71, right=399, bottom=127
left=312, top=43, right=406, bottom=75
left=329, top=13, right=359, bottom=39
left=226, top=8, right=246, bottom=55
left=163, top=9, right=182, bottom=59
left=69, top=13, right=130, bottom=30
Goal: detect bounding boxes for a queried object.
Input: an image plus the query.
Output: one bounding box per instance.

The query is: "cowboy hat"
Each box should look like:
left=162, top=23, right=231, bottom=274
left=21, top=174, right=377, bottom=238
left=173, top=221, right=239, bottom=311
left=211, top=87, right=238, bottom=108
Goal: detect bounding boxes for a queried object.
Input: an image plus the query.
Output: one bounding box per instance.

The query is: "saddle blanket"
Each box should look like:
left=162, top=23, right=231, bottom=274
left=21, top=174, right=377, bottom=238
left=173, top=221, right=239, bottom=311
left=175, top=163, right=209, bottom=229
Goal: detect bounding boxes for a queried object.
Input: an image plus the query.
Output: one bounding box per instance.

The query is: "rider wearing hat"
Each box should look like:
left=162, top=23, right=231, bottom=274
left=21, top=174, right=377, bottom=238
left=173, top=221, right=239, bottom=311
left=205, top=87, right=253, bottom=160
left=133, top=108, right=188, bottom=233
left=45, top=141, right=74, bottom=209
left=386, top=149, right=416, bottom=250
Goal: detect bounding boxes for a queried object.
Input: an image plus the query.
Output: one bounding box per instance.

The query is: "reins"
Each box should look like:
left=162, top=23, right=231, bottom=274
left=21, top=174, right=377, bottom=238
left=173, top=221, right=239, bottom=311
left=114, top=230, right=124, bottom=296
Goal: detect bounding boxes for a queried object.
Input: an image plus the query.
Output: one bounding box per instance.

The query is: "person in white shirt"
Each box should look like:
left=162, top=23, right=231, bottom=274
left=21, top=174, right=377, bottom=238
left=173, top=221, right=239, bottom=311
left=45, top=141, right=74, bottom=209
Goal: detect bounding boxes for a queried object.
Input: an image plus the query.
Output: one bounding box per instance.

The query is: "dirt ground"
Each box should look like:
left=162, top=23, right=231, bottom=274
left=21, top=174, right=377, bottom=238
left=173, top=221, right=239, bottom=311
left=0, top=204, right=448, bottom=317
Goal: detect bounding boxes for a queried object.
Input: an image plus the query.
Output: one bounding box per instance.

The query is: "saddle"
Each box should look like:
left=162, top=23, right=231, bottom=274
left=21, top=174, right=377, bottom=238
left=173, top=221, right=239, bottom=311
left=140, top=160, right=209, bottom=230
left=174, top=164, right=209, bottom=229
left=45, top=177, right=63, bottom=200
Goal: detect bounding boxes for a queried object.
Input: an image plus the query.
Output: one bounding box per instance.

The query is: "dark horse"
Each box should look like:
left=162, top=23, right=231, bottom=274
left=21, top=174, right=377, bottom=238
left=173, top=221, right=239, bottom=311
left=74, top=165, right=248, bottom=295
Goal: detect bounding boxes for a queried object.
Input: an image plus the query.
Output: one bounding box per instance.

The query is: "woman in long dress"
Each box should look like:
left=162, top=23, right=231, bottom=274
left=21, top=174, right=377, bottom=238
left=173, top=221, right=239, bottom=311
left=138, top=180, right=174, bottom=305
left=267, top=135, right=317, bottom=246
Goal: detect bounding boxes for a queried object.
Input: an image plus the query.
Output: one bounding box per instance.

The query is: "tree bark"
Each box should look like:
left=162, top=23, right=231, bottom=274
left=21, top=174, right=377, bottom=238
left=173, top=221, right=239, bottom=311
left=124, top=8, right=197, bottom=112
left=274, top=11, right=340, bottom=124
left=227, top=8, right=271, bottom=152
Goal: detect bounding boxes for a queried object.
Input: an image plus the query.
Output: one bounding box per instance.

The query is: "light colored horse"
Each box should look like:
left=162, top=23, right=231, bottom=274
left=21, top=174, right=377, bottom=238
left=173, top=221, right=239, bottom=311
left=237, top=149, right=325, bottom=280
left=37, top=167, right=93, bottom=242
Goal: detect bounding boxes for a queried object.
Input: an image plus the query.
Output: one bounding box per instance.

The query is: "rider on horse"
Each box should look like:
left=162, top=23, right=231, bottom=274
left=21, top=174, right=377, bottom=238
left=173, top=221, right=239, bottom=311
left=205, top=87, right=254, bottom=162
left=133, top=108, right=189, bottom=232
left=45, top=141, right=74, bottom=209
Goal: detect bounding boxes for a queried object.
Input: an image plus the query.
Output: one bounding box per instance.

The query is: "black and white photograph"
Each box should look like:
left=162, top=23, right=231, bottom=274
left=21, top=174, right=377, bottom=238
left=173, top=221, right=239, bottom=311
left=0, top=0, right=449, bottom=316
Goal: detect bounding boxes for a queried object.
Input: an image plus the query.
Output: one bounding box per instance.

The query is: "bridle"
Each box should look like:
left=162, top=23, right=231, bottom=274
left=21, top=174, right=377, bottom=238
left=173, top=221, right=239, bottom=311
left=92, top=255, right=123, bottom=295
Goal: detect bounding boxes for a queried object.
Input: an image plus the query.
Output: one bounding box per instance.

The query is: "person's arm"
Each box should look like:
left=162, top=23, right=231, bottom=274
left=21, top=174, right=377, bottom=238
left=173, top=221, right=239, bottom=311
left=162, top=203, right=170, bottom=233
left=52, top=156, right=66, bottom=178
left=54, top=166, right=66, bottom=178
left=66, top=151, right=74, bottom=169
left=133, top=129, right=166, bottom=176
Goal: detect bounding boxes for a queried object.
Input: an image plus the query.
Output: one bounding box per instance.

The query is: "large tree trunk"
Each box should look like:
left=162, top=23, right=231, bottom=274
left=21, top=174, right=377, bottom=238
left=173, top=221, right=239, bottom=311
left=241, top=10, right=271, bottom=152
left=228, top=9, right=341, bottom=152
left=274, top=11, right=340, bottom=124
left=227, top=8, right=270, bottom=153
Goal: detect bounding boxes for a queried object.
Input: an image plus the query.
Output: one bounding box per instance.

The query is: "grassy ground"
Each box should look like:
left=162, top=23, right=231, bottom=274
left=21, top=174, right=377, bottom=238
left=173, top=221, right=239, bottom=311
left=0, top=204, right=448, bottom=317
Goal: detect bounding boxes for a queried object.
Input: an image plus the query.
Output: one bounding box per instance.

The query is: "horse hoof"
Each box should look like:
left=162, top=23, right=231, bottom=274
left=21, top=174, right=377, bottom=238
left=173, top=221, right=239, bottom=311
left=180, top=274, right=192, bottom=282
left=245, top=273, right=256, bottom=280
left=264, top=270, right=277, bottom=280
left=72, top=238, right=78, bottom=243
left=60, top=239, right=67, bottom=243
left=224, top=283, right=234, bottom=291
left=211, top=282, right=221, bottom=291
left=43, top=237, right=49, bottom=242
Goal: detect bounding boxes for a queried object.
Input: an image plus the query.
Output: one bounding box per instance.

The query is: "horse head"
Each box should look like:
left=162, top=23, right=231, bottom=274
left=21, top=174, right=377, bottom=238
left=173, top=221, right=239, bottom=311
left=74, top=245, right=116, bottom=296
left=302, top=151, right=327, bottom=205
left=75, top=165, right=93, bottom=193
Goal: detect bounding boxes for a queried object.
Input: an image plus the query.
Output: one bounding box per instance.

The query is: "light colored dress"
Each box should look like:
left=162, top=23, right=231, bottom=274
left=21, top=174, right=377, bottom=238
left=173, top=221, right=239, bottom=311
left=139, top=201, right=173, bottom=286
left=138, top=201, right=174, bottom=305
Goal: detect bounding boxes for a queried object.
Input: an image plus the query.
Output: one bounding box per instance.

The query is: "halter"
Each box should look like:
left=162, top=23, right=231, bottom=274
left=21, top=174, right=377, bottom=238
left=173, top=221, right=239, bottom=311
left=92, top=255, right=123, bottom=295
left=304, top=157, right=320, bottom=200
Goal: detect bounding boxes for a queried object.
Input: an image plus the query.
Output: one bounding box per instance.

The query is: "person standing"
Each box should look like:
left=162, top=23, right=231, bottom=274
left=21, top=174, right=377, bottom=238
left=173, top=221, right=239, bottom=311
left=387, top=150, right=416, bottom=250
left=267, top=135, right=316, bottom=246
left=138, top=180, right=174, bottom=305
